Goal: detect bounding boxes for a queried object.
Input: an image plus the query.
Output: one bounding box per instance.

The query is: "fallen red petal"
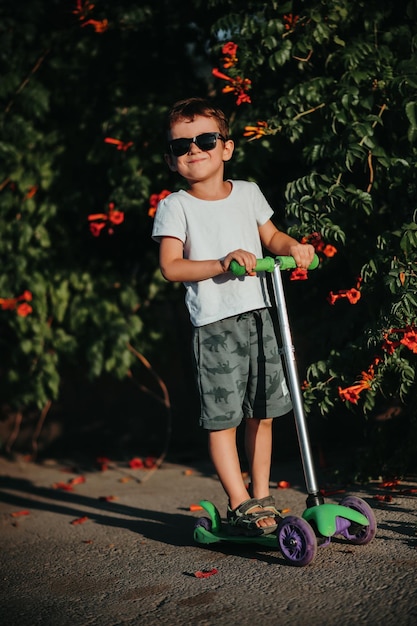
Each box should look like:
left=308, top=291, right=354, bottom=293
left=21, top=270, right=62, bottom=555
left=128, top=457, right=144, bottom=469
left=71, top=516, right=90, bottom=525
left=10, top=510, right=30, bottom=517
left=53, top=482, right=74, bottom=491
left=373, top=494, right=393, bottom=502
left=96, top=456, right=111, bottom=471
left=320, top=488, right=346, bottom=497
left=277, top=480, right=290, bottom=489
left=69, top=476, right=86, bottom=486
left=380, top=480, right=399, bottom=489
left=194, top=568, right=218, bottom=578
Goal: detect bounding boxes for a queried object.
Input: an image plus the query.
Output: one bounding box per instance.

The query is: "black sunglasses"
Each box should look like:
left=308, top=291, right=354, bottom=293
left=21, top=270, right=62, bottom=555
left=168, top=132, right=226, bottom=157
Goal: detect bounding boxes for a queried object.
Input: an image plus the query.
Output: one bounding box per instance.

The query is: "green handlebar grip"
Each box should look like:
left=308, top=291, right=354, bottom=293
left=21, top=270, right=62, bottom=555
left=276, top=253, right=319, bottom=271
left=229, top=260, right=246, bottom=276
left=229, top=253, right=319, bottom=276
left=230, top=257, right=275, bottom=276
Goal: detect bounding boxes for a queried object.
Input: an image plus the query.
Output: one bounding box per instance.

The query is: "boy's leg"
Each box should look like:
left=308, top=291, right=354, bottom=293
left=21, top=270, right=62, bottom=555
left=244, top=417, right=273, bottom=501
left=208, top=426, right=276, bottom=529
left=208, top=428, right=249, bottom=511
left=244, top=417, right=277, bottom=528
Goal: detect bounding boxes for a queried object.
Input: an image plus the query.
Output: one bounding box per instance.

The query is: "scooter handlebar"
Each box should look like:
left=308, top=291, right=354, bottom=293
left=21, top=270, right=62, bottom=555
left=229, top=253, right=319, bottom=276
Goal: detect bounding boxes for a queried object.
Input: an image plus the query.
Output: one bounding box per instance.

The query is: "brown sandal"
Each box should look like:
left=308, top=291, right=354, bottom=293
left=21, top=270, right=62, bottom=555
left=257, top=495, right=283, bottom=518
left=227, top=498, right=277, bottom=536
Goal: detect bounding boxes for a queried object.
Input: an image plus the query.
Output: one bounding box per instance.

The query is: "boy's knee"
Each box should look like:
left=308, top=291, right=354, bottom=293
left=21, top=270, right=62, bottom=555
left=259, top=417, right=273, bottom=429
left=246, top=417, right=273, bottom=430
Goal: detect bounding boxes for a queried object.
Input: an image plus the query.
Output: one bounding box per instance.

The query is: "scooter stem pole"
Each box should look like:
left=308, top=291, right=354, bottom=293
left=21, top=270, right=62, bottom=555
left=271, top=262, right=320, bottom=498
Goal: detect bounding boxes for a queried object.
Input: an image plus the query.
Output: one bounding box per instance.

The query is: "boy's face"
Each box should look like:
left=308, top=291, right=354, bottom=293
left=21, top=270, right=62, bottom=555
left=165, top=114, right=234, bottom=183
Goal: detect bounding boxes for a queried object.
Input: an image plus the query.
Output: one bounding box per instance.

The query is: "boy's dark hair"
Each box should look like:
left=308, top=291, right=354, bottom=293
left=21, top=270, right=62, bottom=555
left=167, top=97, right=229, bottom=139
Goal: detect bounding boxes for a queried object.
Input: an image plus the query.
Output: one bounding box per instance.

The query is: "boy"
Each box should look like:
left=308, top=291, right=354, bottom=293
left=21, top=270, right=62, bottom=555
left=152, top=97, right=314, bottom=536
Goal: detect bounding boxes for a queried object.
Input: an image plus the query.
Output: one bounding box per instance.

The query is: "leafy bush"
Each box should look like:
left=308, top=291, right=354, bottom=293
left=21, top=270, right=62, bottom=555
left=1, top=0, right=416, bottom=473
left=208, top=0, right=417, bottom=474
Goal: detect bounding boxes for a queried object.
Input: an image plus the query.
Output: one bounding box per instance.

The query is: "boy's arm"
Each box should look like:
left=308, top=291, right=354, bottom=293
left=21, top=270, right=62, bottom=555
left=159, top=236, right=259, bottom=282
left=259, top=220, right=315, bottom=269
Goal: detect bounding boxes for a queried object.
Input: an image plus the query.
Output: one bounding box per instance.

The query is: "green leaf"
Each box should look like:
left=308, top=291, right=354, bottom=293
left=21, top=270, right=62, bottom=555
left=405, top=101, right=417, bottom=128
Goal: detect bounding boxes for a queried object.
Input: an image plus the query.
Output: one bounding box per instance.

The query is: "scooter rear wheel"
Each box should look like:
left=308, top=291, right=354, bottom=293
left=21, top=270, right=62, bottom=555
left=277, top=515, right=317, bottom=566
left=194, top=516, right=212, bottom=531
left=339, top=495, right=377, bottom=545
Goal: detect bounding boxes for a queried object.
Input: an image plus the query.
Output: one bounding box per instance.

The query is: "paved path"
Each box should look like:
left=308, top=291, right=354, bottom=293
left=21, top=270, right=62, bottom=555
left=0, top=455, right=416, bottom=625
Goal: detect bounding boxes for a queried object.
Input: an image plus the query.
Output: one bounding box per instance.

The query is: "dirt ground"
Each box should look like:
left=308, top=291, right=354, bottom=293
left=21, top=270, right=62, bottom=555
left=0, top=453, right=416, bottom=626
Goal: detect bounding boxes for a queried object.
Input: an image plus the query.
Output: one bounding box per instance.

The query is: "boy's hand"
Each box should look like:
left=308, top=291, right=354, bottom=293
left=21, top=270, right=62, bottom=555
left=222, top=249, right=257, bottom=275
left=288, top=243, right=315, bottom=270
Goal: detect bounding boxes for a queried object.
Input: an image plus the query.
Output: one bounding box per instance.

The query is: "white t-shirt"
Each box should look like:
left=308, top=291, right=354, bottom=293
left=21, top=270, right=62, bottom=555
left=152, top=180, right=273, bottom=327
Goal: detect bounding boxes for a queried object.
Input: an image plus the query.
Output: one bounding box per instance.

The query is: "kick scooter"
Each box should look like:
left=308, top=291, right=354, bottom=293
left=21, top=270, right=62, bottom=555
left=193, top=255, right=377, bottom=566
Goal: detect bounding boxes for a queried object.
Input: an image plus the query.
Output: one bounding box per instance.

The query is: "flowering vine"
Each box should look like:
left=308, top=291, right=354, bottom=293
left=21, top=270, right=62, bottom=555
left=82, top=18, right=108, bottom=33
left=104, top=137, right=134, bottom=151
left=289, top=232, right=337, bottom=281
left=301, top=232, right=337, bottom=259
left=72, top=0, right=94, bottom=20
left=212, top=68, right=252, bottom=105
left=73, top=0, right=108, bottom=33
left=148, top=189, right=171, bottom=218
left=296, top=232, right=358, bottom=304
left=0, top=291, right=33, bottom=317
left=212, top=42, right=252, bottom=106
left=290, top=268, right=309, bottom=281
left=382, top=326, right=417, bottom=355
left=88, top=202, right=124, bottom=236
left=24, top=186, right=38, bottom=200
left=338, top=326, right=417, bottom=405
left=283, top=14, right=300, bottom=31
left=327, top=277, right=362, bottom=305
left=338, top=362, right=376, bottom=404
left=243, top=121, right=270, bottom=140
left=221, top=41, right=239, bottom=68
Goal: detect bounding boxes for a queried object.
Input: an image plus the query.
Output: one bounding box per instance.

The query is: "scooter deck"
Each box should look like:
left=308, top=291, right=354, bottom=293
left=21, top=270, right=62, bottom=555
left=193, top=499, right=279, bottom=548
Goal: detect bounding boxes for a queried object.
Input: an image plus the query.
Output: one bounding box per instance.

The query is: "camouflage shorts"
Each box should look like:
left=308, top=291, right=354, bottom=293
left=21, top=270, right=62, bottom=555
left=192, top=308, right=292, bottom=430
